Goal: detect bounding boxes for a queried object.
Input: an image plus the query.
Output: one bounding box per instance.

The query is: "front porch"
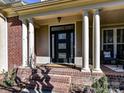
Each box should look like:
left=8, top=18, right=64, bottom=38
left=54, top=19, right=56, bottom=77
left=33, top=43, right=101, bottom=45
left=15, top=0, right=124, bottom=74
left=21, top=10, right=124, bottom=72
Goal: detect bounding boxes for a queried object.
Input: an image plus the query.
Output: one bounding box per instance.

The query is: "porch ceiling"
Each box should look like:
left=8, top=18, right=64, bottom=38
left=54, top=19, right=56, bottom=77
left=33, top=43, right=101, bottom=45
left=102, top=4, right=124, bottom=11
left=34, top=12, right=81, bottom=20
left=34, top=13, right=82, bottom=26
left=100, top=9, right=124, bottom=26
left=34, top=8, right=124, bottom=26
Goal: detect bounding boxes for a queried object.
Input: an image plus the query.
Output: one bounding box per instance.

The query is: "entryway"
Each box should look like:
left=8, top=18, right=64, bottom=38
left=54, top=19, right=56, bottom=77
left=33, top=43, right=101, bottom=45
left=50, top=24, right=75, bottom=63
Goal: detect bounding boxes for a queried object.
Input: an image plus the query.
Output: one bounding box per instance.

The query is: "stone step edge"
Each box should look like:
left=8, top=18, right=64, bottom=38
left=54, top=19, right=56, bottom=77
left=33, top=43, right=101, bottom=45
left=48, top=74, right=71, bottom=83
left=18, top=73, right=72, bottom=84
left=27, top=82, right=70, bottom=93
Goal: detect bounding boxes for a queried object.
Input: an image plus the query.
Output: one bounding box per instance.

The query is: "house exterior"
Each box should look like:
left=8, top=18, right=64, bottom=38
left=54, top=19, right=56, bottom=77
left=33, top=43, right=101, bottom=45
left=0, top=0, right=124, bottom=73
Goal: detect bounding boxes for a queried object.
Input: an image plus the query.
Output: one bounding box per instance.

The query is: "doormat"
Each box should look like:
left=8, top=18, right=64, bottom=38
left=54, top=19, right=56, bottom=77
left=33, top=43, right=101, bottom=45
left=104, top=65, right=124, bottom=72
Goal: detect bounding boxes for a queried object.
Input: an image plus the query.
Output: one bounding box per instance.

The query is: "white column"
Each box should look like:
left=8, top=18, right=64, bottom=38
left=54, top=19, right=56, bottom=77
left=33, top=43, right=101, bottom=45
left=0, top=14, right=8, bottom=72
left=93, top=9, right=101, bottom=72
left=28, top=18, right=35, bottom=68
left=22, top=19, right=28, bottom=67
left=82, top=10, right=90, bottom=72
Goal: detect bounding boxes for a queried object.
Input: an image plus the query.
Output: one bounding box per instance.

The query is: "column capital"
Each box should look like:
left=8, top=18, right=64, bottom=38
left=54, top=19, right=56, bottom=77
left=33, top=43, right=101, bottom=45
left=0, top=13, right=6, bottom=21
left=27, top=18, right=34, bottom=23
left=83, top=9, right=89, bottom=15
left=19, top=17, right=28, bottom=25
left=92, top=9, right=102, bottom=15
left=19, top=17, right=26, bottom=21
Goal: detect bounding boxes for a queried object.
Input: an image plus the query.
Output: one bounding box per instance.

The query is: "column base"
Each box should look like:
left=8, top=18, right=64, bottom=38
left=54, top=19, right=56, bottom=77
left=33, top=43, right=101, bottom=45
left=81, top=68, right=91, bottom=72
left=22, top=64, right=28, bottom=67
left=21, top=65, right=28, bottom=68
left=92, top=68, right=103, bottom=73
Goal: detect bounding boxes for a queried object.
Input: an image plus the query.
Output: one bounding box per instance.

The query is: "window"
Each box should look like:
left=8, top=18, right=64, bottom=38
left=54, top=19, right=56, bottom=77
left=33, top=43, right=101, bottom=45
left=103, top=29, right=114, bottom=57
left=103, top=30, right=113, bottom=43
left=117, top=29, right=124, bottom=58
left=102, top=28, right=124, bottom=59
left=117, top=29, right=124, bottom=43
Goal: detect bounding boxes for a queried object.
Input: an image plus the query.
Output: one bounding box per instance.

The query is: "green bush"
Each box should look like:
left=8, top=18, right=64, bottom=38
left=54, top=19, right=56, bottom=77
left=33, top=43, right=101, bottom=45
left=92, top=76, right=109, bottom=93
left=2, top=69, right=16, bottom=87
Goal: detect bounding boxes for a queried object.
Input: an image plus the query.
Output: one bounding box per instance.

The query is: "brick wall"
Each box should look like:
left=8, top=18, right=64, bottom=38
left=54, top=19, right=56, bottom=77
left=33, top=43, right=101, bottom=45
left=8, top=16, right=22, bottom=70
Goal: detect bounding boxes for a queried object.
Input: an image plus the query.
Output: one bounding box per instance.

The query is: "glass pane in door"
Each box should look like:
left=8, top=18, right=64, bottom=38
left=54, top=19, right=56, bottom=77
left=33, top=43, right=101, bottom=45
left=58, top=43, right=66, bottom=49
left=58, top=33, right=66, bottom=39
left=58, top=53, right=66, bottom=58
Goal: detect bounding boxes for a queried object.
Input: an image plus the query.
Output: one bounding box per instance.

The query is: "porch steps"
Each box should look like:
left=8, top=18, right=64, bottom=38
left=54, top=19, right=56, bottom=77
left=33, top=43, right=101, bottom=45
left=17, top=67, right=71, bottom=93
left=17, top=65, right=105, bottom=93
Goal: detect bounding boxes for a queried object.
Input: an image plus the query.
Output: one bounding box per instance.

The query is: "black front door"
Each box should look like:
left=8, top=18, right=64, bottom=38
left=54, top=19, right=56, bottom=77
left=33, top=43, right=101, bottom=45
left=50, top=24, right=75, bottom=63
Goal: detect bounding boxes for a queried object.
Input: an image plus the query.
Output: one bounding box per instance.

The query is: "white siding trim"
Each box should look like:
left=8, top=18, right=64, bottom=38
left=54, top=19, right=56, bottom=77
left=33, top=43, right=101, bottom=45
left=75, top=57, right=82, bottom=67
left=36, top=56, right=50, bottom=64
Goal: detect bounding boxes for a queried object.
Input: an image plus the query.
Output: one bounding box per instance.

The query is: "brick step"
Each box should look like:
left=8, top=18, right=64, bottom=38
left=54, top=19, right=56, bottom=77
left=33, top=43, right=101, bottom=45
left=17, top=66, right=91, bottom=78
left=26, top=82, right=70, bottom=93
left=37, top=66, right=91, bottom=77
left=17, top=66, right=93, bottom=86
left=43, top=82, right=70, bottom=93
left=17, top=67, right=71, bottom=93
left=17, top=71, right=71, bottom=84
left=25, top=74, right=71, bottom=87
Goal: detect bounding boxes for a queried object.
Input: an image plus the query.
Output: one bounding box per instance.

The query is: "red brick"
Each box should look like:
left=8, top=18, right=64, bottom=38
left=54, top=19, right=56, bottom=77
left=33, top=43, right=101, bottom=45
left=7, top=16, right=22, bottom=70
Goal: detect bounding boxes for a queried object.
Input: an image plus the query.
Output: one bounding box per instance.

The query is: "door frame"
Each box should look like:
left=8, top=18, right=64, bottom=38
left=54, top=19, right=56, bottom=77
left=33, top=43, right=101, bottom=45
left=50, top=24, right=75, bottom=63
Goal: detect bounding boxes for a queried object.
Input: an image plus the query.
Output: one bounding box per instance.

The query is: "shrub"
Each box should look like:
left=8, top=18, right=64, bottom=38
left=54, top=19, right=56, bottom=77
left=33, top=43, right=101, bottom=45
left=2, top=69, right=16, bottom=87
left=92, top=76, right=109, bottom=93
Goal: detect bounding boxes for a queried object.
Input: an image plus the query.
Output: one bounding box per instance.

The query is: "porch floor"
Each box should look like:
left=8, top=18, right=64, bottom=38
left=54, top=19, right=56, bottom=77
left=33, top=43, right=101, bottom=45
left=101, top=65, right=124, bottom=76
left=36, top=64, right=124, bottom=76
